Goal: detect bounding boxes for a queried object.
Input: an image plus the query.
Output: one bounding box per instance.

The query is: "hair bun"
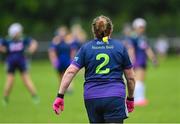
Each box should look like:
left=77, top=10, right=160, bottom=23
left=99, top=20, right=104, bottom=26
left=98, top=20, right=105, bottom=30
left=92, top=15, right=113, bottom=39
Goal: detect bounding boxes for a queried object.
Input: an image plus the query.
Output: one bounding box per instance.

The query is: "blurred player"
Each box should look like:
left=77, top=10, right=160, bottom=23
left=0, top=38, right=6, bottom=52
left=48, top=26, right=73, bottom=92
left=128, top=18, right=157, bottom=106
left=121, top=23, right=133, bottom=45
left=52, top=15, right=135, bottom=123
left=155, top=35, right=169, bottom=58
left=70, top=24, right=87, bottom=57
left=121, top=24, right=136, bottom=62
left=1, top=23, right=39, bottom=105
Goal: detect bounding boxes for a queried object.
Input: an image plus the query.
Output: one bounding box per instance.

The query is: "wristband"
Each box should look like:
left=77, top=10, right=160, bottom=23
left=57, top=93, right=64, bottom=98
left=127, top=97, right=134, bottom=101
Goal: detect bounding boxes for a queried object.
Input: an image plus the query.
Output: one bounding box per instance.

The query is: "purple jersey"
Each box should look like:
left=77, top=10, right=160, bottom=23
left=49, top=40, right=71, bottom=72
left=2, top=37, right=32, bottom=73
left=71, top=38, right=132, bottom=99
left=129, top=35, right=149, bottom=68
left=70, top=39, right=81, bottom=52
left=0, top=38, right=3, bottom=44
left=3, top=37, right=32, bottom=59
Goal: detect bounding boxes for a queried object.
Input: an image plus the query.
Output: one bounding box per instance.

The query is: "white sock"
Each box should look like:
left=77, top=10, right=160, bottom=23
left=134, top=80, right=145, bottom=102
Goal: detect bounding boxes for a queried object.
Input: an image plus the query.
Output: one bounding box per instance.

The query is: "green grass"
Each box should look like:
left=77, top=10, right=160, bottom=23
left=0, top=56, right=180, bottom=123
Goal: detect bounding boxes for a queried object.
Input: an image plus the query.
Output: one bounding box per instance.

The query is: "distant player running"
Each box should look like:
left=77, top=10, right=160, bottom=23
left=52, top=15, right=135, bottom=123
left=48, top=26, right=73, bottom=92
left=1, top=23, right=39, bottom=105
left=128, top=18, right=157, bottom=106
left=70, top=23, right=87, bottom=56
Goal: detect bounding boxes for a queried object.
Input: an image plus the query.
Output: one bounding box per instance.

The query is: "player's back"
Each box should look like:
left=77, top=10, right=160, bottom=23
left=72, top=38, right=132, bottom=99
left=82, top=38, right=131, bottom=82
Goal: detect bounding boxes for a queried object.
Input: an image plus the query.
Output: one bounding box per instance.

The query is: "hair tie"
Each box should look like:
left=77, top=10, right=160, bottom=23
left=102, top=36, right=108, bottom=43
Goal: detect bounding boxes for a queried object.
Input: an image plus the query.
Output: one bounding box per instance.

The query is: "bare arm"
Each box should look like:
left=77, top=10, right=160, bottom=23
left=146, top=47, right=157, bottom=64
left=0, top=45, right=7, bottom=53
left=58, top=64, right=80, bottom=94
left=28, top=39, right=38, bottom=54
left=49, top=36, right=62, bottom=65
left=127, top=46, right=136, bottom=64
left=124, top=68, right=135, bottom=98
left=70, top=49, right=77, bottom=59
left=48, top=48, right=58, bottom=65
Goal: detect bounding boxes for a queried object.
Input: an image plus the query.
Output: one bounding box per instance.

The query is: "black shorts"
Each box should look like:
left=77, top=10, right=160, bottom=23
left=6, top=59, right=28, bottom=74
left=84, top=97, right=128, bottom=123
left=134, top=63, right=147, bottom=70
left=56, top=66, right=67, bottom=73
left=56, top=64, right=69, bottom=73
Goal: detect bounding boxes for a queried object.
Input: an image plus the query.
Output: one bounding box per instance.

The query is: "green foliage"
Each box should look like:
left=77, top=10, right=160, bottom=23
left=0, top=0, right=180, bottom=39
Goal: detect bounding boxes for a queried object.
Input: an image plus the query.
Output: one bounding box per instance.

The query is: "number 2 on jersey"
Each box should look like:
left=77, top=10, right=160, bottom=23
left=96, top=53, right=110, bottom=74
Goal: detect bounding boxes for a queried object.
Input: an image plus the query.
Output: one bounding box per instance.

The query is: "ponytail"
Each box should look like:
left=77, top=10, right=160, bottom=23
left=92, top=15, right=113, bottom=42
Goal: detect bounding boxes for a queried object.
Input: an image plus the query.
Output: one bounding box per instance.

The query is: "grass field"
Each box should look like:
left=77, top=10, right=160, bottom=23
left=0, top=56, right=180, bottom=123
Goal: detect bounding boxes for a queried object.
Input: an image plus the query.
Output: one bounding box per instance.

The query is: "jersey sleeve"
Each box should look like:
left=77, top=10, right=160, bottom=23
left=122, top=47, right=133, bottom=69
left=71, top=45, right=85, bottom=69
left=139, top=36, right=149, bottom=50
left=71, top=40, right=80, bottom=50
left=24, top=37, right=33, bottom=47
left=140, top=40, right=149, bottom=50
left=49, top=42, right=56, bottom=50
left=0, top=39, right=8, bottom=47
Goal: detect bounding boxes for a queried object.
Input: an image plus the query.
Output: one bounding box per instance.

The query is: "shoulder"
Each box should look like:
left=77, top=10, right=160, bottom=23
left=128, top=33, right=138, bottom=41
left=110, top=38, right=125, bottom=49
left=22, top=37, right=33, bottom=45
left=126, top=35, right=139, bottom=46
left=23, top=37, right=32, bottom=41
left=2, top=38, right=11, bottom=45
left=80, top=40, right=94, bottom=49
left=49, top=36, right=61, bottom=49
left=110, top=39, right=129, bottom=55
left=52, top=36, right=61, bottom=45
left=0, top=38, right=6, bottom=45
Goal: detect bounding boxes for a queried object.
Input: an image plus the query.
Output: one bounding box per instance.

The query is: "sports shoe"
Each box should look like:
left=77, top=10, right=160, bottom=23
left=135, top=99, right=148, bottom=106
left=2, top=97, right=8, bottom=106
left=32, top=95, right=40, bottom=104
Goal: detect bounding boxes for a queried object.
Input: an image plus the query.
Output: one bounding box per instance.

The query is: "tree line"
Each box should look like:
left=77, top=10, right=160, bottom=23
left=0, top=0, right=180, bottom=40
